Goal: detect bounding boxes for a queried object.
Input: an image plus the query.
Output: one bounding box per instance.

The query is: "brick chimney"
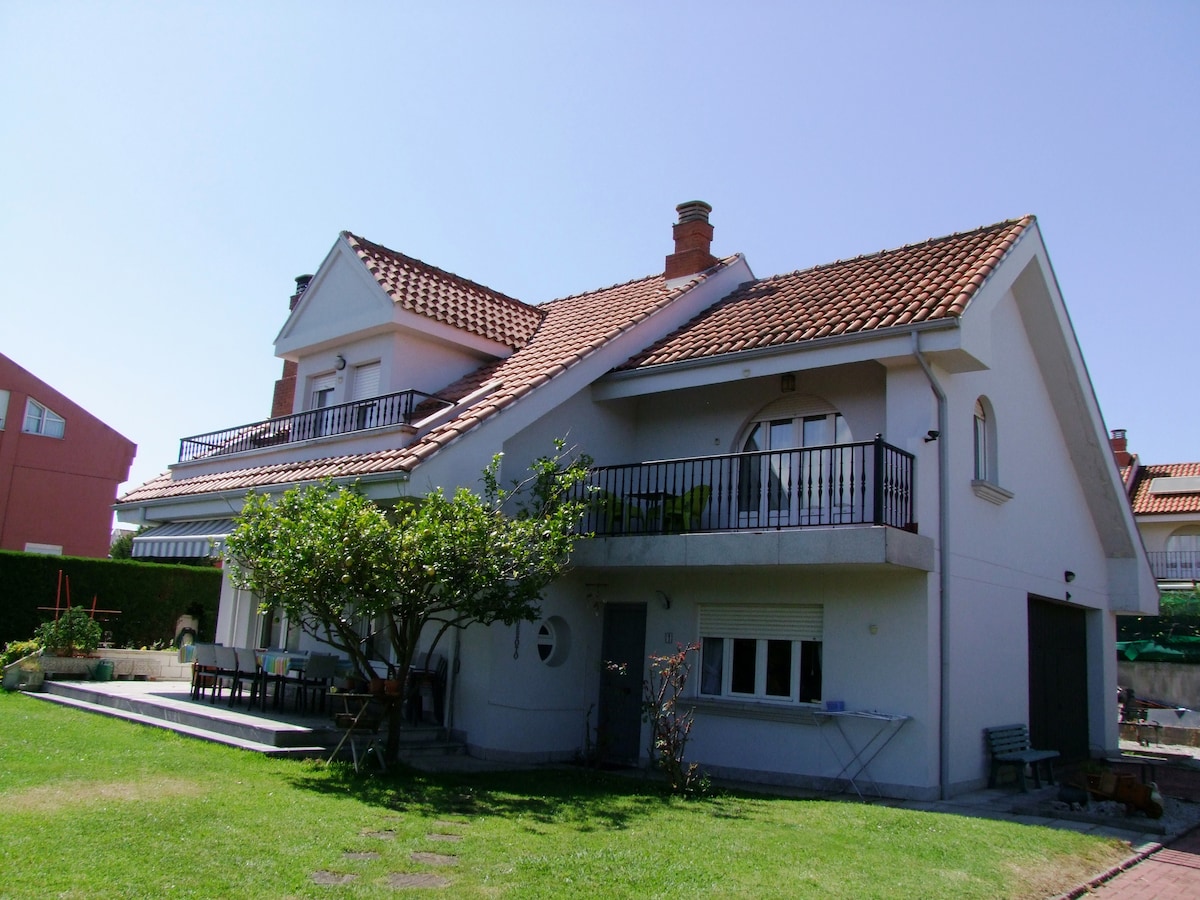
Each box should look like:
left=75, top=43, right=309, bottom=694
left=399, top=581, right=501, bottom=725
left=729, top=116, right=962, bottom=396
left=665, top=201, right=717, bottom=281
left=1110, top=429, right=1133, bottom=467
left=270, top=275, right=312, bottom=417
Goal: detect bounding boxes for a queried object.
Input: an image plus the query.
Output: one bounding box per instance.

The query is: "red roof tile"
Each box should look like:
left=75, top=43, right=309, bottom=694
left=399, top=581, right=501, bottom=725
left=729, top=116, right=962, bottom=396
left=118, top=267, right=718, bottom=505
left=620, top=217, right=1034, bottom=370
left=117, top=216, right=1036, bottom=507
left=1129, top=462, right=1200, bottom=515
left=345, top=233, right=544, bottom=349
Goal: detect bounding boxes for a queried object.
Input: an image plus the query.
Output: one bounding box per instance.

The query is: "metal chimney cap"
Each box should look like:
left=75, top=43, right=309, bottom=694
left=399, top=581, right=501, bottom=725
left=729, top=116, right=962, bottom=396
left=675, top=201, right=712, bottom=223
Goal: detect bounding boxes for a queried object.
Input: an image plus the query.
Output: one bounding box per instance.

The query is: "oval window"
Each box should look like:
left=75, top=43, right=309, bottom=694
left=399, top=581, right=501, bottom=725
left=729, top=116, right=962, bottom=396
left=535, top=616, right=571, bottom=667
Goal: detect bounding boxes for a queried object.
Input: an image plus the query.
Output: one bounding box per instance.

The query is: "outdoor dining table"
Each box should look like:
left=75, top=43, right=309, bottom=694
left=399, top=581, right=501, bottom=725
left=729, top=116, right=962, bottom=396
left=254, top=650, right=307, bottom=710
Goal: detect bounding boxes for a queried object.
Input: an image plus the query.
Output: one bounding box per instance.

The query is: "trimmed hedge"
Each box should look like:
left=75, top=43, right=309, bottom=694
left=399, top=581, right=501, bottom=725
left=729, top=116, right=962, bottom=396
left=0, top=550, right=221, bottom=648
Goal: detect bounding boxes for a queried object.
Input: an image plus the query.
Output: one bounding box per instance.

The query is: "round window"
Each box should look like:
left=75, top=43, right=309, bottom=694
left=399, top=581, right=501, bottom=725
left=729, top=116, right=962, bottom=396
left=535, top=615, right=571, bottom=667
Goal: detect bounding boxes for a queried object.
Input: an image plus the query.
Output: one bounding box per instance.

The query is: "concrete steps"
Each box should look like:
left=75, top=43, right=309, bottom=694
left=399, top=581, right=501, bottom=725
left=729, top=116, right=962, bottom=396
left=30, top=681, right=464, bottom=763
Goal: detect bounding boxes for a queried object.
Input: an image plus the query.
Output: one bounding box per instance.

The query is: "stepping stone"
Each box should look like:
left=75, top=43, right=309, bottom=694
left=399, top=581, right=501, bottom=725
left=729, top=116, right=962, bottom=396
left=311, top=871, right=357, bottom=885
left=343, top=851, right=381, bottom=861
left=387, top=872, right=450, bottom=888
left=411, top=851, right=458, bottom=866
left=362, top=829, right=397, bottom=840
left=427, top=833, right=462, bottom=843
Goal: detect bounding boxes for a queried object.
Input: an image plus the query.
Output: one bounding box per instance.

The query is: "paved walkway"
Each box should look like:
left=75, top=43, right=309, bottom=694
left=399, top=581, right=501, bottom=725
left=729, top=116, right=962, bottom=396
left=1087, top=826, right=1200, bottom=898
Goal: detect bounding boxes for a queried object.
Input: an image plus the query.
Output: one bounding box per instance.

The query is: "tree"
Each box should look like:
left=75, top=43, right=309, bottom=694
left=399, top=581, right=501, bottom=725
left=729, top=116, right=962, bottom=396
left=224, top=441, right=592, bottom=760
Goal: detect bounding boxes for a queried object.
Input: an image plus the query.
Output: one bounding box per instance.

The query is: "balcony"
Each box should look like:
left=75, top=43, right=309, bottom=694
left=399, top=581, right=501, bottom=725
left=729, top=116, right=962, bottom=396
left=178, top=390, right=453, bottom=463
left=1147, top=551, right=1200, bottom=583
left=571, top=436, right=915, bottom=537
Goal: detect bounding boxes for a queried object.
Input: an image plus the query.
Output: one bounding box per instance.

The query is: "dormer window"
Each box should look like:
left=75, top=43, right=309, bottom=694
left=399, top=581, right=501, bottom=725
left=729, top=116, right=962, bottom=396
left=23, top=398, right=65, bottom=438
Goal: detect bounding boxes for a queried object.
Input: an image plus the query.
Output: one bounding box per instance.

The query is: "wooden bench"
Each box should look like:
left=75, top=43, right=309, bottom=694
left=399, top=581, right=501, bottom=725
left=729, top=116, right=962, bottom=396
left=985, top=724, right=1059, bottom=791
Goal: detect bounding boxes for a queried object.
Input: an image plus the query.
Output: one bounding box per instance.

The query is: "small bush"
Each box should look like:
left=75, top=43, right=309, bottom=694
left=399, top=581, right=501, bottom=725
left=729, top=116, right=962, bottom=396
left=1, top=639, right=41, bottom=669
left=36, top=607, right=102, bottom=656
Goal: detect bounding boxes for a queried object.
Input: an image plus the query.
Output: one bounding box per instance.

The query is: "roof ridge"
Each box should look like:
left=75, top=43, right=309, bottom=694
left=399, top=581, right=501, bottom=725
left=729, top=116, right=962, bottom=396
left=342, top=231, right=542, bottom=317
left=542, top=254, right=739, bottom=307
left=759, top=216, right=1035, bottom=283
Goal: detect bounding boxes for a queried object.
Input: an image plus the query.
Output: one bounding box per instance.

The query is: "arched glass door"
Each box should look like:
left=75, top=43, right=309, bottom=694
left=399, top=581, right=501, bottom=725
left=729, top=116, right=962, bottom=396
left=737, top=408, right=850, bottom=527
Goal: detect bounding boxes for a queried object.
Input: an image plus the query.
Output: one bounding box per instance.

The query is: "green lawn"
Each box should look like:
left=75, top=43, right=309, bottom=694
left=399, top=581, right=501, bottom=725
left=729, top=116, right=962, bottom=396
left=0, top=692, right=1128, bottom=899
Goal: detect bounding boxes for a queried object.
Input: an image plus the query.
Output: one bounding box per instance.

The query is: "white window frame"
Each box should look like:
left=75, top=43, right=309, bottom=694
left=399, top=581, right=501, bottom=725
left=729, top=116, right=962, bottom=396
left=0, top=389, right=9, bottom=429
left=698, top=605, right=823, bottom=706
left=22, top=398, right=65, bottom=438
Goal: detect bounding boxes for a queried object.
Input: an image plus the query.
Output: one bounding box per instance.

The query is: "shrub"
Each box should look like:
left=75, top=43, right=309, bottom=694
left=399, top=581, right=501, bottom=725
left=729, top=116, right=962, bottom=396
left=36, top=607, right=103, bottom=656
left=1, top=639, right=41, bottom=669
left=643, top=641, right=708, bottom=795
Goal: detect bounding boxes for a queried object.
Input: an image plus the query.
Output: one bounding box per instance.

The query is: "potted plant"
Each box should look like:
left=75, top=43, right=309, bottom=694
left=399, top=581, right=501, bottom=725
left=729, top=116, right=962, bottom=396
left=36, top=607, right=103, bottom=658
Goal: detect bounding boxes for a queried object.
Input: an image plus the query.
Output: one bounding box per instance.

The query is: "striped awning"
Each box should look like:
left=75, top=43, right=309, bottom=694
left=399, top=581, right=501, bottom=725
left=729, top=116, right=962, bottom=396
left=131, top=519, right=236, bottom=559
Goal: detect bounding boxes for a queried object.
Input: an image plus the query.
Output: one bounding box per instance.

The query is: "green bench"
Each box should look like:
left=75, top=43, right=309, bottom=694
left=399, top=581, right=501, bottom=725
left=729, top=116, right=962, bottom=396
left=985, top=724, right=1059, bottom=791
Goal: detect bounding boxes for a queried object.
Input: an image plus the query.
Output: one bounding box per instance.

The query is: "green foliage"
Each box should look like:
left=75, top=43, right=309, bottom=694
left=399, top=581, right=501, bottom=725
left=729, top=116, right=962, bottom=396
left=0, top=550, right=221, bottom=648
left=225, top=441, right=593, bottom=758
left=35, top=605, right=102, bottom=655
left=0, top=639, right=41, bottom=669
left=108, top=529, right=137, bottom=559
left=1117, top=590, right=1200, bottom=663
left=643, top=641, right=708, bottom=795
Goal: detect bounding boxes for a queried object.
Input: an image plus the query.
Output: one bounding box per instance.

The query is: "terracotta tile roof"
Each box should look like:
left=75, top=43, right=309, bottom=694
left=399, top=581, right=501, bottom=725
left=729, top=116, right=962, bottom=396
left=620, top=216, right=1034, bottom=370
left=1129, top=462, right=1200, bottom=515
left=117, top=265, right=725, bottom=505
left=345, top=232, right=544, bottom=349
left=117, top=215, right=1035, bottom=508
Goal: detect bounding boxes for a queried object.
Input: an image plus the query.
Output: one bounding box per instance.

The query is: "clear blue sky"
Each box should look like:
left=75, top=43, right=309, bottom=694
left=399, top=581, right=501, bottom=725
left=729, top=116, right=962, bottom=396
left=3, top=2, right=1198, bottom=500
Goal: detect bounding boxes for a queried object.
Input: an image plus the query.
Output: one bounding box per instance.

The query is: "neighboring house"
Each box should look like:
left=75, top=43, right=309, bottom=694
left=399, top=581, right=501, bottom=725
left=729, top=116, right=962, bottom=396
left=115, top=203, right=1156, bottom=800
left=0, top=353, right=136, bottom=558
left=1112, top=429, right=1200, bottom=589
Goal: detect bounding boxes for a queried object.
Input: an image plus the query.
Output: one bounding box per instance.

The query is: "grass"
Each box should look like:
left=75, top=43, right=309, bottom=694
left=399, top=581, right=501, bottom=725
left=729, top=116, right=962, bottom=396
left=0, top=692, right=1130, bottom=899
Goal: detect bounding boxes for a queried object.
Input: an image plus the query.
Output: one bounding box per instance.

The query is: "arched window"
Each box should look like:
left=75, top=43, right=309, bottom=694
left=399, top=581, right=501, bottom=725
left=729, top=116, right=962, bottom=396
left=1166, top=527, right=1200, bottom=554
left=736, top=396, right=853, bottom=527
left=971, top=396, right=1012, bottom=504
left=973, top=399, right=989, bottom=481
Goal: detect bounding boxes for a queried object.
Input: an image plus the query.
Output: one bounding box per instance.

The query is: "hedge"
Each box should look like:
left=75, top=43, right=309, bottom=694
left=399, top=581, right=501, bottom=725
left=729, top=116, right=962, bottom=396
left=0, top=550, right=221, bottom=648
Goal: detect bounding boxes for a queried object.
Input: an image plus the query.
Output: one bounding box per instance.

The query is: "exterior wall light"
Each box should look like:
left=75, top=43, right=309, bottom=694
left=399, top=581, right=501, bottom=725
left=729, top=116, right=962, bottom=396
left=334, top=354, right=347, bottom=371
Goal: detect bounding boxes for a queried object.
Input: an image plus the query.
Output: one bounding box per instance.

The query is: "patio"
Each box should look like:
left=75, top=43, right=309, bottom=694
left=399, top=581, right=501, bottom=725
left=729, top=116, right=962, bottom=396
left=29, top=678, right=461, bottom=764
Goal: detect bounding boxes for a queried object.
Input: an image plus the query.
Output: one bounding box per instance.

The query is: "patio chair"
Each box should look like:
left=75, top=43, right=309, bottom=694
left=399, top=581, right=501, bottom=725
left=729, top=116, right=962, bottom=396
left=406, top=652, right=447, bottom=725
left=190, top=643, right=218, bottom=701
left=228, top=647, right=260, bottom=707
left=293, top=653, right=339, bottom=713
left=661, top=484, right=712, bottom=533
left=209, top=645, right=239, bottom=704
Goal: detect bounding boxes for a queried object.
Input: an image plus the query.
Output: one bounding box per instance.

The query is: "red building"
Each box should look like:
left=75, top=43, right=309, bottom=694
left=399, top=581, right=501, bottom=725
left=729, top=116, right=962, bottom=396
left=0, top=353, right=136, bottom=557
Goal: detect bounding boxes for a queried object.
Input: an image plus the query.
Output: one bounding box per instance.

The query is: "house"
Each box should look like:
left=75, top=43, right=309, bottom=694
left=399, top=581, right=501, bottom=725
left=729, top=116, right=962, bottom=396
left=1112, top=429, right=1200, bottom=589
left=0, top=353, right=136, bottom=557
left=114, top=203, right=1156, bottom=800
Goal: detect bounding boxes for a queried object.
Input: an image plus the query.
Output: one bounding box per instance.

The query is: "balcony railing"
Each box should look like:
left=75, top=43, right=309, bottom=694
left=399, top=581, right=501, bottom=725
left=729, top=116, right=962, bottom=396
left=178, top=390, right=453, bottom=463
left=1147, top=551, right=1200, bottom=582
left=570, top=436, right=915, bottom=536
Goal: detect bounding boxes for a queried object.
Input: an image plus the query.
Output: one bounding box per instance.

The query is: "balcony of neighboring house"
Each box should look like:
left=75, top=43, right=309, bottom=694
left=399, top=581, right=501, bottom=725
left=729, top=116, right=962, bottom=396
left=177, top=390, right=454, bottom=463
left=1147, top=550, right=1200, bottom=585
left=569, top=436, right=934, bottom=572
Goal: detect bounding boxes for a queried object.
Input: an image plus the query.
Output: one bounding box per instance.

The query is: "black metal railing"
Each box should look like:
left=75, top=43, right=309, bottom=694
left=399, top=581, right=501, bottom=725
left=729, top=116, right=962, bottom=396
left=570, top=435, right=915, bottom=536
left=178, top=390, right=453, bottom=462
left=1147, top=551, right=1200, bottom=582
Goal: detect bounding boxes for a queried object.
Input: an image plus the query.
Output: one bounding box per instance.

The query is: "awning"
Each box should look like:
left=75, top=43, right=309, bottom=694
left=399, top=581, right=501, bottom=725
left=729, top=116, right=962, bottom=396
left=131, top=519, right=236, bottom=559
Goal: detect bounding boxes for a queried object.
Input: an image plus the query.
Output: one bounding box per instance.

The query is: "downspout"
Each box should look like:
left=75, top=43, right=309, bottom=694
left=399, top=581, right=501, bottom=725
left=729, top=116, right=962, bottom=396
left=911, top=331, right=951, bottom=800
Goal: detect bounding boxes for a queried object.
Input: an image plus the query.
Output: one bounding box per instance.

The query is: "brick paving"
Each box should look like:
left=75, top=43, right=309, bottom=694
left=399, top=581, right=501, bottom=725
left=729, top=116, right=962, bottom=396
left=1082, top=753, right=1200, bottom=898
left=1089, top=827, right=1200, bottom=898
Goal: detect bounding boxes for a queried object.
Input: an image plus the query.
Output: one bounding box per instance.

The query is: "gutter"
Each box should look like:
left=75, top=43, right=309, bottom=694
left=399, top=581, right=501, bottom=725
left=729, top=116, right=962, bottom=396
left=912, top=330, right=951, bottom=801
